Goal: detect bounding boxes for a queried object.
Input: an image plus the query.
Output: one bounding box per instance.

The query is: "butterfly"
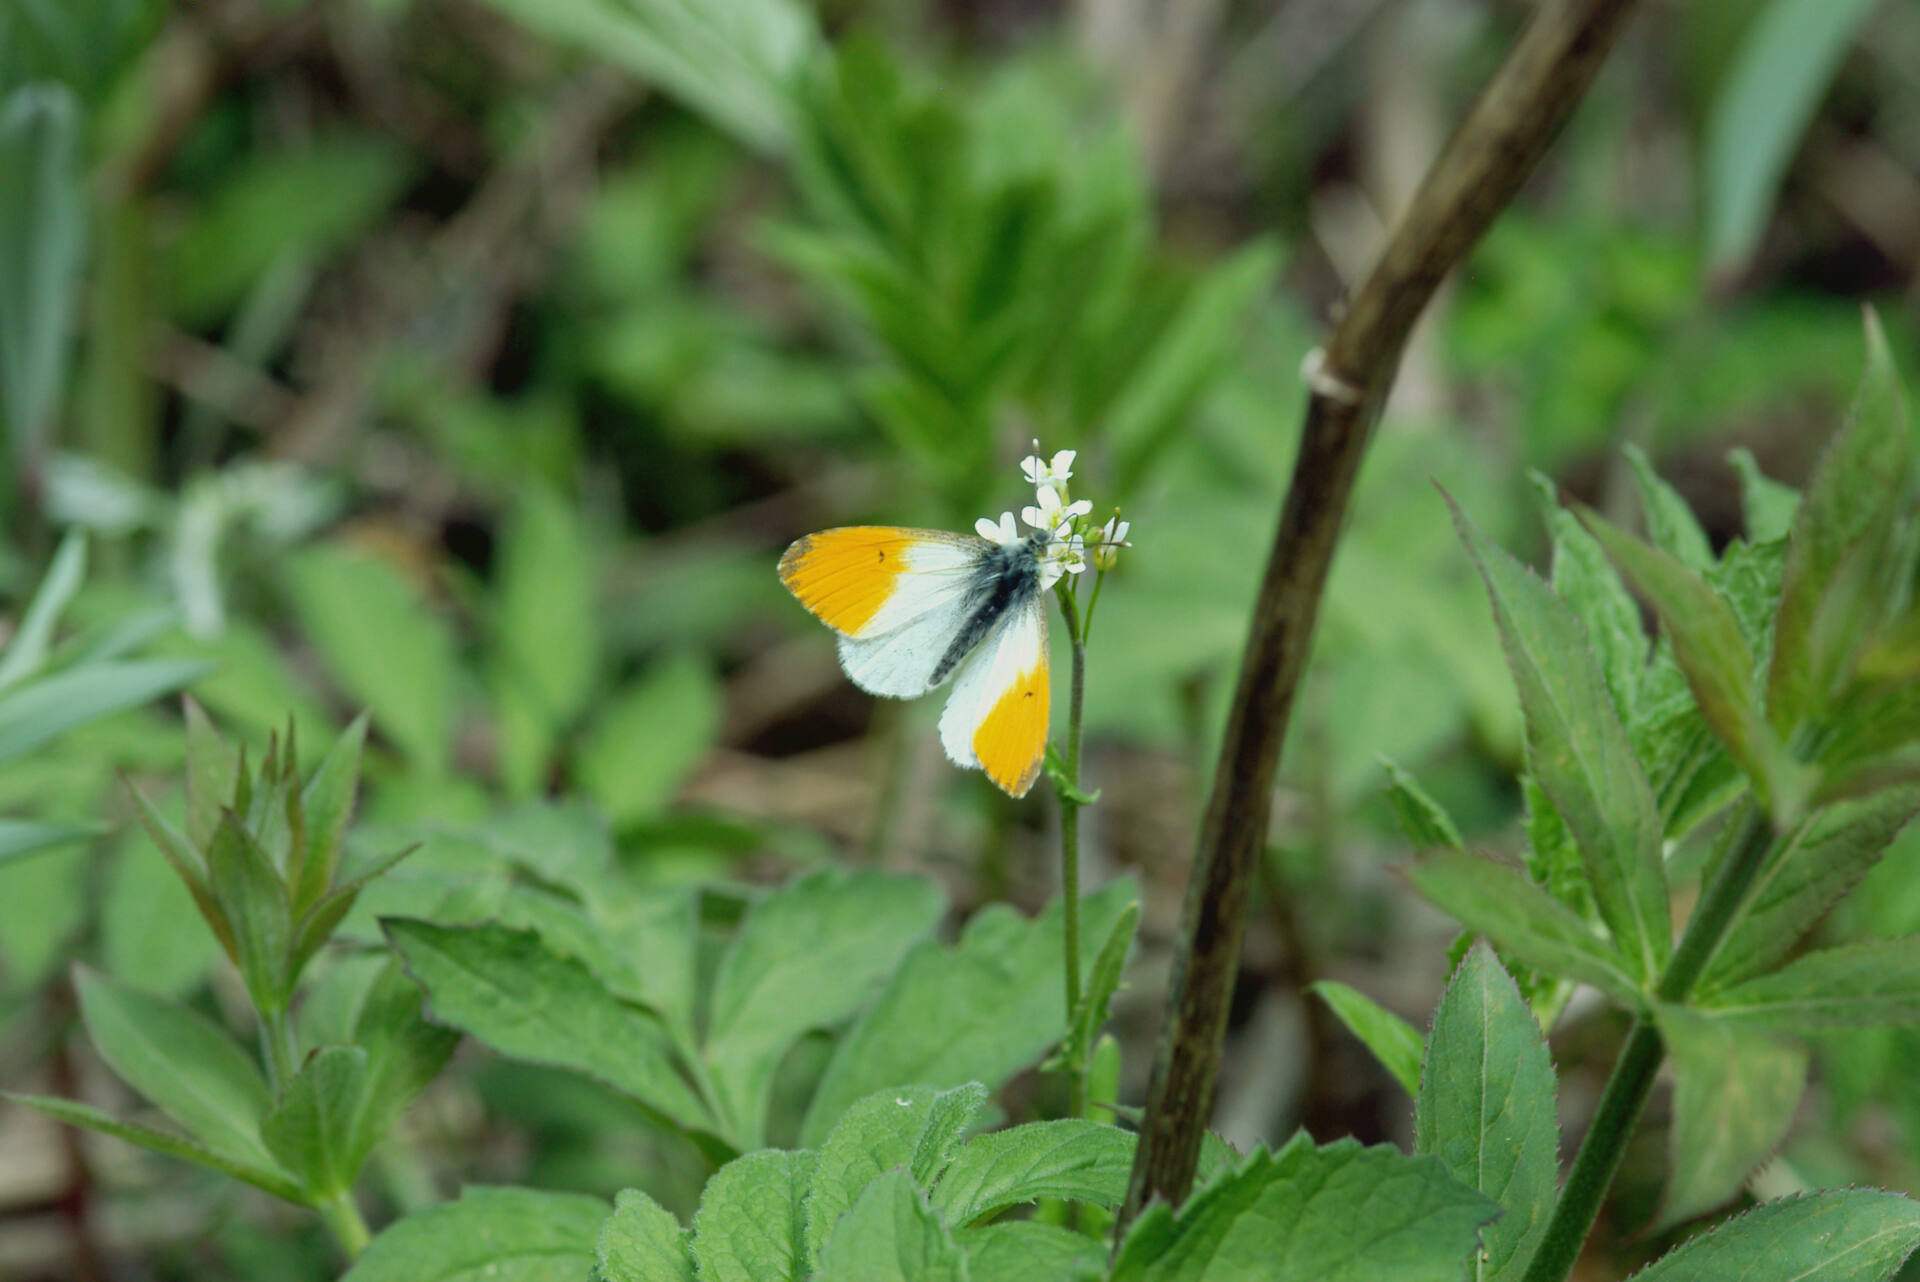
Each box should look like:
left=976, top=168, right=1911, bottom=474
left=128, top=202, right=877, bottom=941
left=779, top=512, right=1081, bottom=797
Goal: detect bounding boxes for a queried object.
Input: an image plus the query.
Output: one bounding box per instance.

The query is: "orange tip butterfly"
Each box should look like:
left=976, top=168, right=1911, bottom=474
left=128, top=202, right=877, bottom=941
left=779, top=519, right=1061, bottom=797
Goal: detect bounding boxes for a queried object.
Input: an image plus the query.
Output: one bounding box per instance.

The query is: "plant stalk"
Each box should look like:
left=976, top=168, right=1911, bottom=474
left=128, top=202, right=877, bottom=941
left=1056, top=583, right=1090, bottom=1119
left=1520, top=806, right=1775, bottom=1282
left=260, top=1002, right=299, bottom=1093
left=1120, top=0, right=1648, bottom=1233
left=320, top=1189, right=373, bottom=1259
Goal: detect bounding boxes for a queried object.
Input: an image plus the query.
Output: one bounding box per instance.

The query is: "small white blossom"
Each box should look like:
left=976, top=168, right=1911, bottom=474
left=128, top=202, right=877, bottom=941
left=1091, top=513, right=1131, bottom=571
left=1020, top=446, right=1077, bottom=490
left=1022, top=484, right=1092, bottom=534
left=976, top=511, right=1022, bottom=545
left=1037, top=532, right=1087, bottom=592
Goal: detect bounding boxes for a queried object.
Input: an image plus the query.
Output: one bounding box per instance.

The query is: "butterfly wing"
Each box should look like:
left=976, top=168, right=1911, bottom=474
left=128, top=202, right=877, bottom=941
left=938, top=591, right=1049, bottom=797
left=780, top=526, right=986, bottom=697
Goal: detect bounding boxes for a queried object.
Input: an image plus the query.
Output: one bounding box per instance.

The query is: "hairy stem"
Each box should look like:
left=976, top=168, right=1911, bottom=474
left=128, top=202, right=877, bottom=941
left=1521, top=806, right=1775, bottom=1282
left=1120, top=0, right=1648, bottom=1232
left=1056, top=583, right=1090, bottom=1119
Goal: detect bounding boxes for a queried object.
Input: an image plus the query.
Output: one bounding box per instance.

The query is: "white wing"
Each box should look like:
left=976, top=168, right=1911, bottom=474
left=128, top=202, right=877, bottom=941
left=938, top=593, right=1049, bottom=796
left=835, top=537, right=986, bottom=697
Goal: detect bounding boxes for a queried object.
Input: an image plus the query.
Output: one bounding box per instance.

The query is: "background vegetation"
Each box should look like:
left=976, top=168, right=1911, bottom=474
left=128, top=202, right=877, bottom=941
left=2, top=0, right=1919, bottom=1278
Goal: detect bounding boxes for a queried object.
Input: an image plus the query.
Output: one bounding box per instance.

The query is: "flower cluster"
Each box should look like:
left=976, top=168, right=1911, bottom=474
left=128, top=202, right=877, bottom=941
left=977, top=444, right=1129, bottom=592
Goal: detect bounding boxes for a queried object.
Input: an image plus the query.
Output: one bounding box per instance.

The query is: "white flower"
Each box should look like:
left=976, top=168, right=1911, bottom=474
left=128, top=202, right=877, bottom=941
left=1021, top=484, right=1092, bottom=534
left=976, top=511, right=1022, bottom=545
left=1037, top=532, right=1086, bottom=592
left=1020, top=446, right=1077, bottom=490
left=1091, top=513, right=1131, bottom=571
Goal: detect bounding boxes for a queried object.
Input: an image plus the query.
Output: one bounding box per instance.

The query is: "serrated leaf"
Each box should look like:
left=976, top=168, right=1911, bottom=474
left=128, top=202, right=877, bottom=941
left=598, top=1188, right=694, bottom=1282
left=3, top=1091, right=304, bottom=1202
left=1110, top=1134, right=1499, bottom=1282
left=1381, top=759, right=1463, bottom=852
left=73, top=966, right=275, bottom=1169
left=207, top=810, right=292, bottom=1014
left=1703, top=939, right=1920, bottom=1032
left=933, top=1118, right=1133, bottom=1226
left=1653, top=1003, right=1808, bottom=1228
left=1449, top=493, right=1669, bottom=981
left=1728, top=448, right=1799, bottom=545
left=1701, top=790, right=1920, bottom=990
left=1530, top=471, right=1648, bottom=721
left=817, top=1169, right=966, bottom=1282
left=691, top=1149, right=814, bottom=1282
left=341, top=1185, right=607, bottom=1282
left=1770, top=313, right=1916, bottom=736
left=383, top=918, right=719, bottom=1142
left=1404, top=849, right=1641, bottom=1005
left=704, top=868, right=943, bottom=1145
left=960, top=1221, right=1103, bottom=1282
left=1067, top=900, right=1139, bottom=1066
left=1581, top=509, right=1782, bottom=813
left=805, top=1084, right=983, bottom=1270
left=1416, top=942, right=1558, bottom=1282
left=1628, top=1190, right=1920, bottom=1281
left=183, top=698, right=239, bottom=849
left=343, top=962, right=459, bottom=1172
left=1623, top=445, right=1713, bottom=572
left=1308, top=982, right=1423, bottom=1098
left=260, top=1046, right=368, bottom=1198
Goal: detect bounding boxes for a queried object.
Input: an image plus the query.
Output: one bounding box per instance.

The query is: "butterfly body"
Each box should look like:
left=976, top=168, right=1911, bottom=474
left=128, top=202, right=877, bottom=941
left=780, top=525, right=1052, bottom=796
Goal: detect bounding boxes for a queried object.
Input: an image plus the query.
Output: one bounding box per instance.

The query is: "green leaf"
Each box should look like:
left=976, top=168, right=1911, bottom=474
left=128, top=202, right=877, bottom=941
left=1415, top=942, right=1558, bottom=1282
left=0, top=658, right=208, bottom=768
left=341, top=1185, right=608, bottom=1282
left=690, top=1149, right=814, bottom=1282
left=598, top=1188, right=694, bottom=1282
left=1703, top=0, right=1883, bottom=269
left=1529, top=470, right=1648, bottom=720
left=1380, top=759, right=1464, bottom=851
left=961, top=1221, right=1104, bottom=1282
left=383, top=918, right=719, bottom=1142
left=1702, top=939, right=1920, bottom=1032
left=0, top=530, right=84, bottom=691
left=1623, top=446, right=1714, bottom=573
left=933, top=1118, right=1133, bottom=1226
left=206, top=811, right=292, bottom=1014
left=0, top=818, right=101, bottom=864
left=0, top=83, right=84, bottom=469
left=1308, top=982, right=1424, bottom=1098
left=100, top=823, right=221, bottom=998
left=704, top=868, right=944, bottom=1144
left=183, top=698, right=239, bottom=850
left=293, top=711, right=368, bottom=914
left=800, top=879, right=1135, bottom=1146
left=805, top=1084, right=985, bottom=1270
left=343, top=962, right=459, bottom=1172
left=493, top=481, right=598, bottom=732
left=285, top=545, right=457, bottom=774
left=469, top=0, right=816, bottom=154
left=3, top=1091, right=305, bottom=1203
left=260, top=1046, right=367, bottom=1198
left=1110, top=1134, right=1499, bottom=1282
left=1449, top=493, right=1669, bottom=981
left=1728, top=448, right=1799, bottom=545
left=1700, top=790, right=1920, bottom=990
left=1770, top=313, right=1916, bottom=737
left=1404, top=849, right=1642, bottom=1006
left=1628, top=1190, right=1920, bottom=1281
left=1581, top=509, right=1782, bottom=811
left=1066, top=900, right=1139, bottom=1067
left=72, top=966, right=275, bottom=1169
left=1653, top=1003, right=1808, bottom=1228
left=576, top=652, right=722, bottom=826
left=817, top=1169, right=966, bottom=1282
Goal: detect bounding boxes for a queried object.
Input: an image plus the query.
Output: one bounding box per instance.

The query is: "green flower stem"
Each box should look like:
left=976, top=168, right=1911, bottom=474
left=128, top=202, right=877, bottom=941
left=260, top=1001, right=299, bottom=1093
left=320, top=1189, right=372, bottom=1258
left=1055, top=581, right=1090, bottom=1119
left=1521, top=805, right=1774, bottom=1282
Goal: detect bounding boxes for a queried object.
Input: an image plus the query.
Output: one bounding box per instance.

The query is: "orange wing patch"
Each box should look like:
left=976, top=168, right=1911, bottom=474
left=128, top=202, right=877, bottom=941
left=972, top=647, right=1049, bottom=797
left=778, top=527, right=916, bottom=636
